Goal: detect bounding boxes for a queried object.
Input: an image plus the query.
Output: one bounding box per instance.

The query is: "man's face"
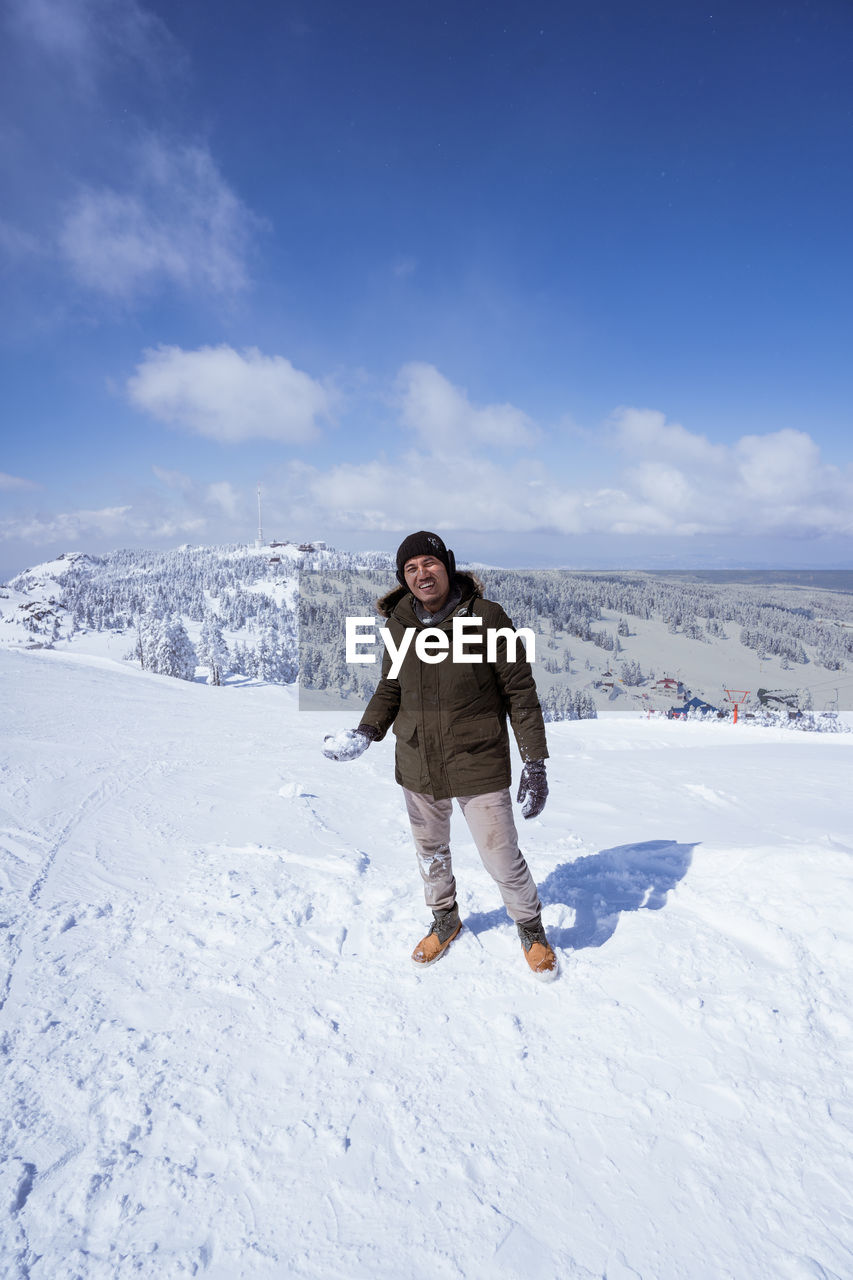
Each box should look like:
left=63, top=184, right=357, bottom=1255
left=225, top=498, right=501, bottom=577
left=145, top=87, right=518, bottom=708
left=403, top=554, right=450, bottom=613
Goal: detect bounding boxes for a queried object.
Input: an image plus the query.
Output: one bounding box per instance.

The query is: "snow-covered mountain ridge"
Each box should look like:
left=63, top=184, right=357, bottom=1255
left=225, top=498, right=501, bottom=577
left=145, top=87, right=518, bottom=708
left=2, top=541, right=853, bottom=712
left=1, top=643, right=852, bottom=1277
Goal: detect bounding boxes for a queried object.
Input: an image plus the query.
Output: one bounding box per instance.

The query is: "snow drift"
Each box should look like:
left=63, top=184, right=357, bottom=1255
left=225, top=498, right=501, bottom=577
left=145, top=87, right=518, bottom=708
left=1, top=645, right=852, bottom=1278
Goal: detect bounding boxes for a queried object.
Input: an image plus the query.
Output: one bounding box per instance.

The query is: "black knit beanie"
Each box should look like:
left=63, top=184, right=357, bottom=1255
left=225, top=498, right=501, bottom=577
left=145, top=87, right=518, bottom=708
left=395, top=531, right=456, bottom=586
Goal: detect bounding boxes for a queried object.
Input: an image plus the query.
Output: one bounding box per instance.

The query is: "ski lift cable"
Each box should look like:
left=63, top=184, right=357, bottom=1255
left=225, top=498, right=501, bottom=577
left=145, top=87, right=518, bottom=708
left=795, top=673, right=853, bottom=694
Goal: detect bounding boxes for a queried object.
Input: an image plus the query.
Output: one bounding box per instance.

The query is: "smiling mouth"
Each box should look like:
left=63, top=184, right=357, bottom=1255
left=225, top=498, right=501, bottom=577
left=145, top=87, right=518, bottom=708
left=417, top=578, right=437, bottom=590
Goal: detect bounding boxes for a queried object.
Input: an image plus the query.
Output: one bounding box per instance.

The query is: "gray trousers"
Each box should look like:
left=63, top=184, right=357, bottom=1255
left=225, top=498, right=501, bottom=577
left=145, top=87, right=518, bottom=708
left=403, top=787, right=542, bottom=924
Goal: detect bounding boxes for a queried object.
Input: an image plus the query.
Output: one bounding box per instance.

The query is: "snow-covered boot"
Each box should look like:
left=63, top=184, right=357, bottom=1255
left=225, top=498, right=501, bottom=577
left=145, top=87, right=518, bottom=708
left=411, top=905, right=462, bottom=967
left=517, top=916, right=557, bottom=980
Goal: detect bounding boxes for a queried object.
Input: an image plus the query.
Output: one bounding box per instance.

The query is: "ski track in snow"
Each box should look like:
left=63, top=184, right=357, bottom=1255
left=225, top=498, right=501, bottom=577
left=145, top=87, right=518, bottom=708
left=1, top=761, right=161, bottom=1015
left=1, top=646, right=853, bottom=1278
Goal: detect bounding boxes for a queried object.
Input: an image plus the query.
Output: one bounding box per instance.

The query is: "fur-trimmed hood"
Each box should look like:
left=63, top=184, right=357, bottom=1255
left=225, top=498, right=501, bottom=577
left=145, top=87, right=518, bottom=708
left=376, top=570, right=484, bottom=619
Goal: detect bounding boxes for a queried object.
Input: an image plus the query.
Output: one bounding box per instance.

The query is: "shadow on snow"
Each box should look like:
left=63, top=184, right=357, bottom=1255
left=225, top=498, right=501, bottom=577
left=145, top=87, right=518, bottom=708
left=465, top=839, right=696, bottom=951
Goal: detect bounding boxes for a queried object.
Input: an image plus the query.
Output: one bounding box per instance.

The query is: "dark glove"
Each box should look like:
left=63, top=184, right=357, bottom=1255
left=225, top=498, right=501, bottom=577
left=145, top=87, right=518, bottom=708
left=516, top=759, right=548, bottom=819
left=322, top=723, right=380, bottom=762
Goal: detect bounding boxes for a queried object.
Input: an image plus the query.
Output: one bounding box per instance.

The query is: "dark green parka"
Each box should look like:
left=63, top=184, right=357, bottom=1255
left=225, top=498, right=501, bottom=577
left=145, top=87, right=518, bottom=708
left=360, top=572, right=548, bottom=800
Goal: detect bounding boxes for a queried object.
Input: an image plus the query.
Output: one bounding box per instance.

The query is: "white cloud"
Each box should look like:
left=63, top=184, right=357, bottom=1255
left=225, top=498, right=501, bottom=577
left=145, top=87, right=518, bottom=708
left=285, top=391, right=853, bottom=543
left=152, top=466, right=192, bottom=491
left=0, top=472, right=38, bottom=492
left=0, top=504, right=205, bottom=545
left=8, top=0, right=178, bottom=93
left=128, top=344, right=333, bottom=443
left=628, top=462, right=695, bottom=514
left=59, top=139, right=259, bottom=300
left=297, top=452, right=577, bottom=536
left=306, top=462, right=675, bottom=538
left=734, top=429, right=825, bottom=504
left=6, top=363, right=852, bottom=562
left=1, top=505, right=128, bottom=543
left=398, top=363, right=538, bottom=452
left=609, top=406, right=726, bottom=467
left=206, top=482, right=240, bottom=518
left=606, top=410, right=853, bottom=538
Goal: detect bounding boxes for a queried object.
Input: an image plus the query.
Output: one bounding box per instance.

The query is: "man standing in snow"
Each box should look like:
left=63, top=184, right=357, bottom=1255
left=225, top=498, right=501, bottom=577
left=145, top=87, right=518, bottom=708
left=323, top=531, right=556, bottom=978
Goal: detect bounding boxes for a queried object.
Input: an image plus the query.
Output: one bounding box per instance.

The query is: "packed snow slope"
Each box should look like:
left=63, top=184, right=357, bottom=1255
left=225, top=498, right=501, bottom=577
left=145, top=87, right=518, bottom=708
left=2, top=647, right=853, bottom=1280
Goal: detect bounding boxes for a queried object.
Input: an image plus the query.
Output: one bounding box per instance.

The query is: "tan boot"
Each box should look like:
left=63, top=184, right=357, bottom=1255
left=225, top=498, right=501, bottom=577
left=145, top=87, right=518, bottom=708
left=411, top=906, right=462, bottom=967
left=517, top=917, right=558, bottom=980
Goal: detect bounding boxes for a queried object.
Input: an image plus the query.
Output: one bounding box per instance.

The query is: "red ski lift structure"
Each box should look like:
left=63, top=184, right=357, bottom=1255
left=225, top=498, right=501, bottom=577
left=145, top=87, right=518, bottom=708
left=724, top=689, right=750, bottom=724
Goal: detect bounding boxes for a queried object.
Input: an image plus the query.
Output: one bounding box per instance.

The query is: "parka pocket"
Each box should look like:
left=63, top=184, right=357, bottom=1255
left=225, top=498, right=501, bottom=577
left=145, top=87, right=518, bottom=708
left=450, top=714, right=504, bottom=751
left=392, top=710, right=419, bottom=743
left=392, top=709, right=428, bottom=790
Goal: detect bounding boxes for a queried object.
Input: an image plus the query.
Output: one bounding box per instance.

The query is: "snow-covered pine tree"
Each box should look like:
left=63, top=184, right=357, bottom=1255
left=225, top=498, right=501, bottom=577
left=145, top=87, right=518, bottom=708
left=144, top=615, right=197, bottom=680
left=539, top=685, right=598, bottom=722
left=135, top=611, right=160, bottom=670
left=229, top=640, right=249, bottom=677
left=199, top=612, right=229, bottom=686
left=253, top=627, right=276, bottom=682
left=576, top=691, right=598, bottom=719
left=620, top=659, right=644, bottom=686
left=163, top=617, right=197, bottom=680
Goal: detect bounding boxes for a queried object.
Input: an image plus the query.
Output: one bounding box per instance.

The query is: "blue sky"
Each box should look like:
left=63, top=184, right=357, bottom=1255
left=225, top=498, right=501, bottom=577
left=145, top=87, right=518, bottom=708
left=2, top=0, right=852, bottom=577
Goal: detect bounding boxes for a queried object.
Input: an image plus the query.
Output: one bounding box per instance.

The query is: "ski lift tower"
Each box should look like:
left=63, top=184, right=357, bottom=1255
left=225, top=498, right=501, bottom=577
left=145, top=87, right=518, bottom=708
left=724, top=688, right=750, bottom=724
left=255, top=483, right=264, bottom=550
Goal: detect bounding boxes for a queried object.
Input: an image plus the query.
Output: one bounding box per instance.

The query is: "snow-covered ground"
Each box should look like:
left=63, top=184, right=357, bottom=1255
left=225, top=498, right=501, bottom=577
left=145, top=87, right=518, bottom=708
left=557, top=604, right=853, bottom=715
left=2, top=646, right=853, bottom=1278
